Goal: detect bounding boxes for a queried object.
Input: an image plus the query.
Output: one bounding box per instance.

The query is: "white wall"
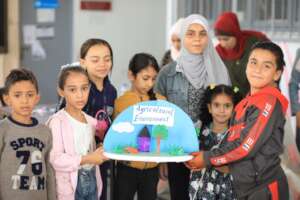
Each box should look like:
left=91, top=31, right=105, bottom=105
left=72, top=0, right=167, bottom=93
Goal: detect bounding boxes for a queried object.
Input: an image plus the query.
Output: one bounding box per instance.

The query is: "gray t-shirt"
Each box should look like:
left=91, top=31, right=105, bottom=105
left=0, top=117, right=56, bottom=200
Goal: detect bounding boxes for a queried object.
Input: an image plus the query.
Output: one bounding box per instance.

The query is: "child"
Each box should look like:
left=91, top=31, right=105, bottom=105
left=189, top=84, right=241, bottom=200
left=80, top=38, right=117, bottom=200
left=47, top=66, right=108, bottom=200
left=113, top=53, right=165, bottom=200
left=186, top=41, right=290, bottom=199
left=0, top=68, right=56, bottom=200
left=57, top=38, right=117, bottom=200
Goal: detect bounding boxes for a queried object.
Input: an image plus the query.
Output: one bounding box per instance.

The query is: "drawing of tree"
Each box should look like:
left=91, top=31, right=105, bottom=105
left=152, top=125, right=168, bottom=154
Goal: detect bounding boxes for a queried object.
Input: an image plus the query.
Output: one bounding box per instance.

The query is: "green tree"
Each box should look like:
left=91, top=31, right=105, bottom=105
left=152, top=125, right=168, bottom=154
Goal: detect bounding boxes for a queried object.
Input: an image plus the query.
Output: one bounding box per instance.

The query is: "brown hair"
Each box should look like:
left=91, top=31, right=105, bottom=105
left=4, top=68, right=39, bottom=94
left=80, top=38, right=114, bottom=68
left=58, top=66, right=89, bottom=90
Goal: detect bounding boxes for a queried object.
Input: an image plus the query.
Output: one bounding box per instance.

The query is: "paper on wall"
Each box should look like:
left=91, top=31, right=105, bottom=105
left=37, top=9, right=55, bottom=23
left=31, top=40, right=46, bottom=60
left=22, top=24, right=46, bottom=60
left=23, top=25, right=37, bottom=46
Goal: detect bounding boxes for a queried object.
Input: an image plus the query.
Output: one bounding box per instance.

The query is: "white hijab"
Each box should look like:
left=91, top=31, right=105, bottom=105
left=176, top=14, right=231, bottom=89
left=169, top=18, right=184, bottom=60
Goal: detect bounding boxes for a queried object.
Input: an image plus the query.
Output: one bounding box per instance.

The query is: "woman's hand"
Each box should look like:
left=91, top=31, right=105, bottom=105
left=185, top=151, right=205, bottom=170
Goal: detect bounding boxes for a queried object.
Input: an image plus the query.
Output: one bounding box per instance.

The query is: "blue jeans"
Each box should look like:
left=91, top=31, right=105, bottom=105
left=75, top=167, right=97, bottom=200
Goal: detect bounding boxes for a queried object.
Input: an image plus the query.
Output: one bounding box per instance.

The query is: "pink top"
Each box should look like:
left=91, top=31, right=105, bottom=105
left=47, top=110, right=102, bottom=200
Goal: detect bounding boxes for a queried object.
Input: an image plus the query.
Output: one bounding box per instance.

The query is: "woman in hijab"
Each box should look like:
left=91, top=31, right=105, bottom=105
left=161, top=18, right=184, bottom=67
left=214, top=12, right=269, bottom=96
left=155, top=14, right=231, bottom=200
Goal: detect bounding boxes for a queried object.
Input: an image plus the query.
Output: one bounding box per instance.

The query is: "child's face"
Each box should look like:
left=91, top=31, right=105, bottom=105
left=80, top=44, right=112, bottom=80
left=246, top=48, right=282, bottom=94
left=58, top=73, right=90, bottom=111
left=208, top=93, right=233, bottom=125
left=184, top=23, right=209, bottom=54
left=4, top=81, right=40, bottom=120
left=129, top=66, right=158, bottom=96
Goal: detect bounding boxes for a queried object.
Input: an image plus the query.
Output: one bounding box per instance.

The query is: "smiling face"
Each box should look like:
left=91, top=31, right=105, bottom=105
left=4, top=81, right=40, bottom=123
left=58, top=72, right=90, bottom=111
left=129, top=65, right=158, bottom=96
left=183, top=23, right=209, bottom=54
left=246, top=48, right=282, bottom=94
left=80, top=44, right=112, bottom=80
left=208, top=93, right=234, bottom=125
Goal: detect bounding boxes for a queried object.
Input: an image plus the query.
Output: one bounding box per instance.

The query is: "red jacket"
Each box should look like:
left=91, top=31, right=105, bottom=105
left=203, top=86, right=288, bottom=198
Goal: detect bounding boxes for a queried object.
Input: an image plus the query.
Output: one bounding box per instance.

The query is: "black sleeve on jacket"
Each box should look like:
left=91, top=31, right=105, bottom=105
left=204, top=96, right=283, bottom=167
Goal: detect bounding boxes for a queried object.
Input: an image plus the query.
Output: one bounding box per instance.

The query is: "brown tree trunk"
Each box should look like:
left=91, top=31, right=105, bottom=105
left=156, top=137, right=161, bottom=154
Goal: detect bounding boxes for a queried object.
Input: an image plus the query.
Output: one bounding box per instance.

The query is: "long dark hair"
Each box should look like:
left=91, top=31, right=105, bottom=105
left=128, top=53, right=160, bottom=100
left=199, top=84, right=242, bottom=127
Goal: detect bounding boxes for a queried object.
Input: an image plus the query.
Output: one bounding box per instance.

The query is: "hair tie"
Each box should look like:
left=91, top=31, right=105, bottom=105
left=60, top=62, right=80, bottom=70
left=233, top=86, right=239, bottom=93
left=209, top=84, right=216, bottom=90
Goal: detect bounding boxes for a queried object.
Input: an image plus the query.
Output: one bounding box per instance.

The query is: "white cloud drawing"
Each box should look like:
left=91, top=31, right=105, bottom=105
left=112, top=122, right=135, bottom=133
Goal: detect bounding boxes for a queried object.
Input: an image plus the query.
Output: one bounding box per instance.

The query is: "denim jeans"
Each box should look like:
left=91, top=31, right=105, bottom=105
left=75, top=167, right=97, bottom=200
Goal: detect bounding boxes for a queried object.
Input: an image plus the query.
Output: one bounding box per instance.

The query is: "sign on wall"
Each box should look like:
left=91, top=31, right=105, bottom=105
left=80, top=0, right=112, bottom=10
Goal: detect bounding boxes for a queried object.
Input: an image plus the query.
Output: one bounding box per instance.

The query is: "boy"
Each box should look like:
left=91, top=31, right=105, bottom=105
left=0, top=68, right=56, bottom=200
left=186, top=41, right=289, bottom=200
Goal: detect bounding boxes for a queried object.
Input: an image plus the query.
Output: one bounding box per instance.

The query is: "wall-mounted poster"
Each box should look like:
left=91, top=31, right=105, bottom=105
left=103, top=100, right=199, bottom=162
left=80, top=0, right=112, bottom=10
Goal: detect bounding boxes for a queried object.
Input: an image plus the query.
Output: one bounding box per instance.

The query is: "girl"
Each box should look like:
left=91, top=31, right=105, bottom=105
left=189, top=84, right=241, bottom=200
left=113, top=53, right=165, bottom=200
left=57, top=38, right=117, bottom=200
left=155, top=14, right=231, bottom=200
left=48, top=66, right=107, bottom=200
left=80, top=39, right=117, bottom=200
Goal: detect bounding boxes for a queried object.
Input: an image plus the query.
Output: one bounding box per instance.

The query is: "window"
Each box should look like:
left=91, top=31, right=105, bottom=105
left=254, top=0, right=290, bottom=22
left=198, top=0, right=214, bottom=20
left=179, top=0, right=299, bottom=40
left=294, top=0, right=300, bottom=23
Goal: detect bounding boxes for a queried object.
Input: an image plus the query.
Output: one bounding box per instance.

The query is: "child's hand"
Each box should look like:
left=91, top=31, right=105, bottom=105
left=81, top=146, right=109, bottom=165
left=94, top=146, right=109, bottom=163
left=185, top=151, right=205, bottom=170
left=159, top=163, right=168, bottom=180
left=215, top=166, right=230, bottom=173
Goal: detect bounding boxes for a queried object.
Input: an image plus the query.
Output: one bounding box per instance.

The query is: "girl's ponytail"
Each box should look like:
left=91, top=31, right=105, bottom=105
left=148, top=88, right=157, bottom=100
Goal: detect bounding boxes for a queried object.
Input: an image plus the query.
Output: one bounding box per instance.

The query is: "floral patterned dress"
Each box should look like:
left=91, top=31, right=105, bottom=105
left=189, top=125, right=237, bottom=200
